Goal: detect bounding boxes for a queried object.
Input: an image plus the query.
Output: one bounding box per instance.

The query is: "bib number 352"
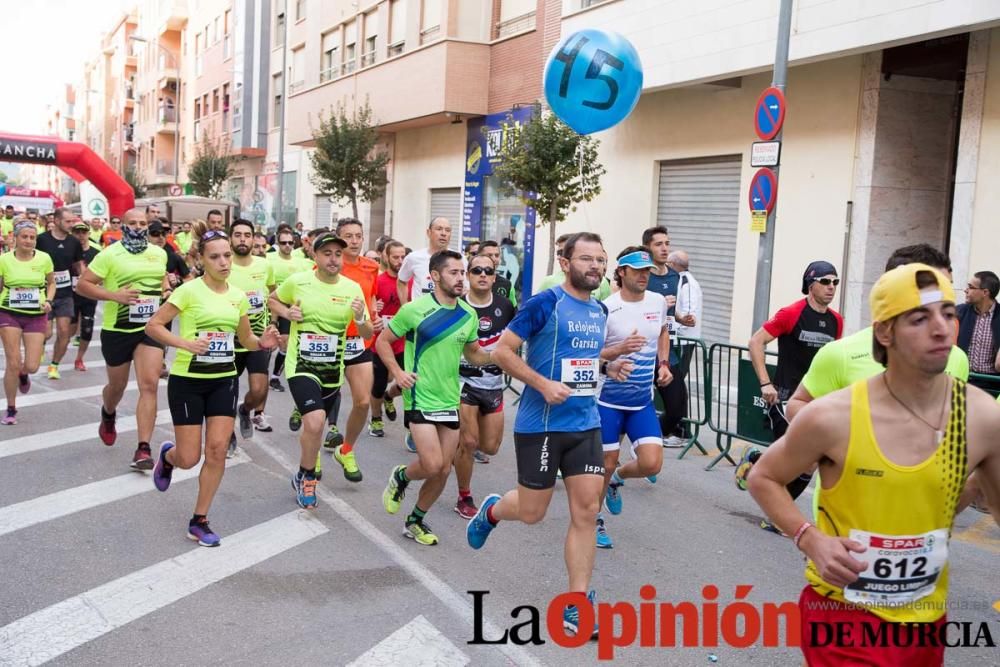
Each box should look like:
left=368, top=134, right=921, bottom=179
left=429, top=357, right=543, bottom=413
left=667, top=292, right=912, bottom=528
left=561, top=358, right=598, bottom=396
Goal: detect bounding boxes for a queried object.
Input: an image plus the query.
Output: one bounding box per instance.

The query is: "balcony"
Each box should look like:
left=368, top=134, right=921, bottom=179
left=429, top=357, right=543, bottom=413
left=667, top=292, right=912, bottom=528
left=286, top=39, right=490, bottom=145
left=496, top=11, right=535, bottom=39
left=156, top=0, right=187, bottom=36
left=155, top=159, right=175, bottom=176
left=360, top=50, right=376, bottom=68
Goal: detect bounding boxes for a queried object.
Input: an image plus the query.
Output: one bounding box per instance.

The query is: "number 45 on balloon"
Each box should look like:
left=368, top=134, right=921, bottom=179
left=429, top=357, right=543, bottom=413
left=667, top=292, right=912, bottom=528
left=543, top=29, right=644, bottom=135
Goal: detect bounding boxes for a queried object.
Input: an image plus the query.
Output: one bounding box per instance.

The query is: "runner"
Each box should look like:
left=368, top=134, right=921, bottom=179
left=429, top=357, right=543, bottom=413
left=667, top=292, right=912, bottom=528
left=0, top=221, right=54, bottom=425
left=452, top=254, right=516, bottom=519
left=206, top=209, right=226, bottom=232
left=466, top=232, right=612, bottom=635
left=100, top=217, right=123, bottom=247
left=318, top=218, right=381, bottom=480
left=748, top=263, right=1000, bottom=667
left=266, top=226, right=312, bottom=394
left=88, top=217, right=104, bottom=246
left=598, top=247, right=673, bottom=548
left=396, top=217, right=455, bottom=305
left=70, top=220, right=100, bottom=371
left=478, top=240, right=516, bottom=306
left=227, top=219, right=276, bottom=453
left=376, top=249, right=490, bottom=546
left=35, top=207, right=85, bottom=380
left=370, top=240, right=407, bottom=436
left=76, top=208, right=169, bottom=470
left=146, top=228, right=278, bottom=547
left=268, top=232, right=371, bottom=508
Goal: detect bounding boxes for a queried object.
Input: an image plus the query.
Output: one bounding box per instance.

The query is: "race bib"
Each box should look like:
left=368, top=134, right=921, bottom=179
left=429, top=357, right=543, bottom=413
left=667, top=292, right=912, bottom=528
left=10, top=287, right=40, bottom=309
left=195, top=331, right=235, bottom=363
left=344, top=336, right=365, bottom=360
left=246, top=290, right=265, bottom=314
left=128, top=297, right=159, bottom=323
left=421, top=409, right=459, bottom=423
left=843, top=528, right=948, bottom=607
left=665, top=315, right=676, bottom=334
left=53, top=270, right=71, bottom=289
left=299, top=333, right=338, bottom=363
left=423, top=275, right=434, bottom=294
left=71, top=276, right=79, bottom=289
left=561, top=358, right=598, bottom=396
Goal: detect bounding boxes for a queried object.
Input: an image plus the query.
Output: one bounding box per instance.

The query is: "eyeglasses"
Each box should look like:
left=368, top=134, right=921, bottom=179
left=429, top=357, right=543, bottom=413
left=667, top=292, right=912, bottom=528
left=813, top=278, right=840, bottom=286
left=469, top=266, right=495, bottom=276
left=966, top=284, right=985, bottom=291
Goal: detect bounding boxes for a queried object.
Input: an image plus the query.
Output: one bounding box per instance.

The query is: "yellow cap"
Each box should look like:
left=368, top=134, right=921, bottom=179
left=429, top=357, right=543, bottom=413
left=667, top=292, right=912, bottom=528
left=870, top=263, right=955, bottom=323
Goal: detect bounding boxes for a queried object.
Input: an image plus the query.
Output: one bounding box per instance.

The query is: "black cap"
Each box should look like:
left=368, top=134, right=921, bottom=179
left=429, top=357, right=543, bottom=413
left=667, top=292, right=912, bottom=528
left=148, top=220, right=166, bottom=235
left=312, top=233, right=347, bottom=253
left=802, top=261, right=838, bottom=294
left=71, top=221, right=90, bottom=232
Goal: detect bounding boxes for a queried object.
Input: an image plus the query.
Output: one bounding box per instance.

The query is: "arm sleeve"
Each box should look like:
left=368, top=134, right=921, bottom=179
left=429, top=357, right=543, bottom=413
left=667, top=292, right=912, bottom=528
left=41, top=253, right=54, bottom=274
left=167, top=283, right=190, bottom=311
left=265, top=261, right=275, bottom=287
left=388, top=301, right=416, bottom=338
left=690, top=280, right=703, bottom=320
left=274, top=275, right=297, bottom=304
left=761, top=302, right=802, bottom=337
left=508, top=291, right=554, bottom=341
left=800, top=342, right=843, bottom=399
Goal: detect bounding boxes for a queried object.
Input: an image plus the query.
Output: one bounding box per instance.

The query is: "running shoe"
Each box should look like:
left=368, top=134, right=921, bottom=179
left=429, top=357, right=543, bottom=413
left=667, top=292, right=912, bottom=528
left=288, top=409, right=302, bottom=432
left=187, top=519, right=222, bottom=547
left=131, top=443, right=154, bottom=470
left=368, top=418, right=385, bottom=437
left=237, top=403, right=253, bottom=439
left=405, top=431, right=416, bottom=453
left=291, top=471, right=318, bottom=509
left=473, top=450, right=490, bottom=464
left=153, top=441, right=175, bottom=491
left=735, top=446, right=761, bottom=491
left=323, top=425, right=343, bottom=450
left=646, top=474, right=658, bottom=484
left=384, top=397, right=397, bottom=421
left=72, top=335, right=81, bottom=347
left=315, top=451, right=323, bottom=481
left=74, top=358, right=86, bottom=372
left=383, top=465, right=408, bottom=514
left=404, top=519, right=440, bottom=546
left=18, top=373, right=30, bottom=394
left=269, top=376, right=285, bottom=392
left=1, top=408, right=16, bottom=426
left=662, top=435, right=687, bottom=448
left=98, top=409, right=117, bottom=446
left=454, top=496, right=478, bottom=520
left=596, top=517, right=613, bottom=549
left=226, top=432, right=237, bottom=459
left=759, top=519, right=786, bottom=536
left=252, top=412, right=273, bottom=432
left=467, top=493, right=501, bottom=550
left=605, top=482, right=623, bottom=515
left=563, top=590, right=599, bottom=638
left=159, top=366, right=170, bottom=380
left=333, top=445, right=362, bottom=482
left=47, top=364, right=61, bottom=380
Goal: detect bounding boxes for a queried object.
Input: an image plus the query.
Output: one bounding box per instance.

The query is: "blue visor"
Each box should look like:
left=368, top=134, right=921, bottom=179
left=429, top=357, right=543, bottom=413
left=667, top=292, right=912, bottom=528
left=617, top=250, right=655, bottom=270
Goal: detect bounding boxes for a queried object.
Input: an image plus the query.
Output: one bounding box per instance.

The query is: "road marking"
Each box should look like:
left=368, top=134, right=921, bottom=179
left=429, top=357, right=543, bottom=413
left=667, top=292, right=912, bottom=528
left=33, top=359, right=108, bottom=374
left=15, top=379, right=164, bottom=407
left=0, top=510, right=328, bottom=667
left=347, top=615, right=469, bottom=666
left=0, top=452, right=250, bottom=538
left=253, top=435, right=543, bottom=667
left=0, top=410, right=172, bottom=459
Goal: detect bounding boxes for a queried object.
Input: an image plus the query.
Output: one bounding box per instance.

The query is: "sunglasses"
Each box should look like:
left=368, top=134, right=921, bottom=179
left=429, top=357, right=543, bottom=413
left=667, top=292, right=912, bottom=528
left=469, top=266, right=495, bottom=276
left=148, top=231, right=163, bottom=237
left=813, top=278, right=840, bottom=286
left=202, top=230, right=229, bottom=241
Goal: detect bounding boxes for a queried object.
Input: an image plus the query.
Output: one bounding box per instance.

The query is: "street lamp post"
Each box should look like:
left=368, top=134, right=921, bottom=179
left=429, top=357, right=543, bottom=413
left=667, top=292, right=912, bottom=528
left=130, top=35, right=181, bottom=189
left=274, top=0, right=289, bottom=229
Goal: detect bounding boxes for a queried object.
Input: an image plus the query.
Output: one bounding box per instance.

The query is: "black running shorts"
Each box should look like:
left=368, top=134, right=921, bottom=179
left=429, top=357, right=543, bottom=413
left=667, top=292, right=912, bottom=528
left=514, top=429, right=604, bottom=490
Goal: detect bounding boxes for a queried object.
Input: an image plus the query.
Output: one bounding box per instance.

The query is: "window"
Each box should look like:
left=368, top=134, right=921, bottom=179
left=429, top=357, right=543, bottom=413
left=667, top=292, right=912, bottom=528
left=498, top=0, right=535, bottom=38
left=213, top=17, right=220, bottom=43
left=290, top=47, right=305, bottom=92
left=275, top=12, right=285, bottom=47
left=295, top=0, right=305, bottom=21
left=223, top=9, right=232, bottom=58
left=389, top=0, right=406, bottom=55
left=343, top=20, right=357, bottom=74
left=361, top=11, right=377, bottom=67
left=272, top=73, right=283, bottom=127
left=421, top=0, right=441, bottom=42
left=194, top=99, right=201, bottom=119
left=581, top=0, right=611, bottom=7
left=212, top=88, right=220, bottom=113
left=321, top=30, right=340, bottom=81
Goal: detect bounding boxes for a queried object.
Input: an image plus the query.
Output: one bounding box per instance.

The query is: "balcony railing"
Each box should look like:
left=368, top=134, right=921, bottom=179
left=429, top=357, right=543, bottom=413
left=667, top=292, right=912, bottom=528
left=496, top=11, right=536, bottom=39
left=320, top=66, right=336, bottom=82
left=360, top=50, right=376, bottom=68
left=342, top=59, right=357, bottom=75
left=388, top=41, right=405, bottom=57
left=155, top=159, right=175, bottom=176
left=123, top=125, right=135, bottom=143
left=158, top=105, right=177, bottom=123
left=289, top=79, right=305, bottom=94
left=420, top=25, right=440, bottom=45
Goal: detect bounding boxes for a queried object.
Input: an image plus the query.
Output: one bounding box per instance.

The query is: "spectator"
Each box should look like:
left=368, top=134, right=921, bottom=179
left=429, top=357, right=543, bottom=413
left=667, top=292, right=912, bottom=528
left=957, top=271, right=1000, bottom=377
left=660, top=249, right=703, bottom=447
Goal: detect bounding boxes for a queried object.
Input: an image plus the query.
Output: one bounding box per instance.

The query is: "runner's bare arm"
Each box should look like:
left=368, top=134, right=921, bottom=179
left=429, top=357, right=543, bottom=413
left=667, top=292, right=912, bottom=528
left=145, top=303, right=205, bottom=353
left=749, top=327, right=779, bottom=404
left=656, top=326, right=672, bottom=386
left=45, top=272, right=56, bottom=303
left=785, top=383, right=815, bottom=421
left=374, top=326, right=416, bottom=388
left=75, top=269, right=137, bottom=304
left=396, top=279, right=409, bottom=306
left=493, top=329, right=571, bottom=405
left=963, top=387, right=1000, bottom=525
left=267, top=292, right=292, bottom=320
left=462, top=341, right=491, bottom=367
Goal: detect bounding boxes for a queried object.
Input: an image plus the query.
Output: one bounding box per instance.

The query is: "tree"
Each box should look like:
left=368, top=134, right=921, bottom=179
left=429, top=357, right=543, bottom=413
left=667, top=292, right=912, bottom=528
left=309, top=100, right=389, bottom=220
left=0, top=169, right=7, bottom=183
left=188, top=134, right=235, bottom=199
left=123, top=165, right=147, bottom=199
left=490, top=111, right=605, bottom=275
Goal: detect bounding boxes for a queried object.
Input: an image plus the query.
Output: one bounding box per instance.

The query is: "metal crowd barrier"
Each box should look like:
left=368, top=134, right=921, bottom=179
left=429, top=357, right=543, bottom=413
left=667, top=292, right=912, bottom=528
left=655, top=336, right=711, bottom=460
left=967, top=371, right=1000, bottom=398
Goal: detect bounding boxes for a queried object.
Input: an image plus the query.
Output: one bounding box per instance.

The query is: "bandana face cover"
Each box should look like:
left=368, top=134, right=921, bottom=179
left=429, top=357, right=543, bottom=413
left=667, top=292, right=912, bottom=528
left=121, top=225, right=149, bottom=254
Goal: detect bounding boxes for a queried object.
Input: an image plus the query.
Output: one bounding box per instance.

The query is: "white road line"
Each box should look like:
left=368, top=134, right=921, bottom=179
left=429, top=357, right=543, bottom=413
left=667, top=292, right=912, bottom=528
left=347, top=615, right=469, bottom=667
left=0, top=410, right=172, bottom=459
left=0, top=452, right=250, bottom=538
left=252, top=436, right=543, bottom=667
left=15, top=379, right=164, bottom=407
left=0, top=510, right=328, bottom=667
left=32, top=359, right=107, bottom=374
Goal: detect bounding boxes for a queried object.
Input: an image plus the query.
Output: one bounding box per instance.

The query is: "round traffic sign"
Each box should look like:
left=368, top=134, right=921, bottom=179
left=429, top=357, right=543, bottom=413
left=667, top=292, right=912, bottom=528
left=754, top=87, right=786, bottom=141
left=748, top=168, right=778, bottom=214
left=168, top=184, right=182, bottom=196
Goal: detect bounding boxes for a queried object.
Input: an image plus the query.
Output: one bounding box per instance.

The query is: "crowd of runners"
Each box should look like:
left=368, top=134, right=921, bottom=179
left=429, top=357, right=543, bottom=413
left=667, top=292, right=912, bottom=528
left=1, top=203, right=998, bottom=664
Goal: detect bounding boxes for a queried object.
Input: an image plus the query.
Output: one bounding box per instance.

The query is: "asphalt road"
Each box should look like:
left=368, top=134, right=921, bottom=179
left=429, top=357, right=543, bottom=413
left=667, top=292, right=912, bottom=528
left=1, top=333, right=998, bottom=666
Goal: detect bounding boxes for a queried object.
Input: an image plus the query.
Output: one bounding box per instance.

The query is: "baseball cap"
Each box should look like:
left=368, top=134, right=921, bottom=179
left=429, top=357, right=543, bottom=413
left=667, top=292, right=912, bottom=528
left=312, top=233, right=347, bottom=253
left=71, top=221, right=90, bottom=232
left=148, top=220, right=166, bottom=235
left=802, top=260, right=838, bottom=295
left=870, top=263, right=955, bottom=323
left=617, top=250, right=655, bottom=270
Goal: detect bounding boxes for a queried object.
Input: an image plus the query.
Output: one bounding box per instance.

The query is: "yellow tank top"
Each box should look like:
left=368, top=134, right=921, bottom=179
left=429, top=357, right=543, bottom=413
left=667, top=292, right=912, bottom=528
left=804, top=378, right=967, bottom=623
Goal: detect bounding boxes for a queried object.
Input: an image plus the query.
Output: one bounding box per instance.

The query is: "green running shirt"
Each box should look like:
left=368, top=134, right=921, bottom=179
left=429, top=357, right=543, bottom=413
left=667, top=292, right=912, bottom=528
left=167, top=278, right=249, bottom=379
left=87, top=243, right=168, bottom=332
left=0, top=250, right=53, bottom=315
left=228, top=256, right=275, bottom=348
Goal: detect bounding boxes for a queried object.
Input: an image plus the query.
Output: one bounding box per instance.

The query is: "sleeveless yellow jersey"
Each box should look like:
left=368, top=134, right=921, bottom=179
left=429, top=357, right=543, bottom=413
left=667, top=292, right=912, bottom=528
left=805, top=378, right=967, bottom=623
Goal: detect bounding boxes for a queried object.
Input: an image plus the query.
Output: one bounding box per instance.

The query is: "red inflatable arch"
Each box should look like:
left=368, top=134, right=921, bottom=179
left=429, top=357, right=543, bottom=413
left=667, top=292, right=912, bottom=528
left=0, top=132, right=134, bottom=216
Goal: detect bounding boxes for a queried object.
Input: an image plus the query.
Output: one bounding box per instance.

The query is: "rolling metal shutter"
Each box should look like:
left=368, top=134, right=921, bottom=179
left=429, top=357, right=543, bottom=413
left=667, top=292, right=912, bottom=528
left=429, top=187, right=462, bottom=252
left=314, top=195, right=332, bottom=230
left=656, top=156, right=741, bottom=344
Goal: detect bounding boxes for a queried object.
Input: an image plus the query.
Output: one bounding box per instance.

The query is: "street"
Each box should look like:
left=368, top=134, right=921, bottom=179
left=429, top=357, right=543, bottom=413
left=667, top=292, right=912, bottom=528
left=1, top=334, right=998, bottom=666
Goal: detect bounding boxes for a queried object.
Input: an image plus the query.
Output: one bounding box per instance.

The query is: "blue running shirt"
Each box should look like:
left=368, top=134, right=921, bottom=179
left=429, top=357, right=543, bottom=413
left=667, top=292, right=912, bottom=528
left=508, top=286, right=607, bottom=433
left=598, top=291, right=670, bottom=410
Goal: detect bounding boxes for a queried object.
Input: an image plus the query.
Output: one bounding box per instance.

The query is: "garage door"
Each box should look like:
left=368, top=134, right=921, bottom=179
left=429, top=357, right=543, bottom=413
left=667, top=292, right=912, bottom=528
left=430, top=187, right=462, bottom=253
left=656, top=156, right=741, bottom=344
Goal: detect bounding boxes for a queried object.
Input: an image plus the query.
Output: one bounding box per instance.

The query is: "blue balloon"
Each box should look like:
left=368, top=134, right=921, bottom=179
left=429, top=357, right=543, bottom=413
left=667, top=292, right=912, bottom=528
left=543, top=29, right=643, bottom=135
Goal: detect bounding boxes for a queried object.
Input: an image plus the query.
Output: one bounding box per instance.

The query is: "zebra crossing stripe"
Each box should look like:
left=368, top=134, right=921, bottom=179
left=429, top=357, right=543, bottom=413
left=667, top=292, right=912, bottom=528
left=0, top=409, right=172, bottom=459
left=0, top=510, right=328, bottom=666
left=16, top=380, right=164, bottom=407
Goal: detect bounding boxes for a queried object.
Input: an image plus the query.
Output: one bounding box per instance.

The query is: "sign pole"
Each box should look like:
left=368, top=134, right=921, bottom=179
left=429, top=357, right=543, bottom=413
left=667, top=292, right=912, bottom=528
left=751, top=0, right=794, bottom=331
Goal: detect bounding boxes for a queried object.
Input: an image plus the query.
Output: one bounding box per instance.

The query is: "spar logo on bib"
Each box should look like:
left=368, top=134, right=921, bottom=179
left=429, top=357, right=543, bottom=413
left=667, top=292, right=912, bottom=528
left=479, top=316, right=491, bottom=331
left=872, top=536, right=929, bottom=550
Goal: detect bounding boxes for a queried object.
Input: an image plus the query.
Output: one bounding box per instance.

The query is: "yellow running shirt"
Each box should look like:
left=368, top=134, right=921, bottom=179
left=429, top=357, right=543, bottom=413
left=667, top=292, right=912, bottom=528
left=0, top=250, right=53, bottom=315
left=228, top=256, right=274, bottom=350
left=87, top=242, right=167, bottom=333
left=804, top=378, right=966, bottom=623
left=167, top=278, right=249, bottom=379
